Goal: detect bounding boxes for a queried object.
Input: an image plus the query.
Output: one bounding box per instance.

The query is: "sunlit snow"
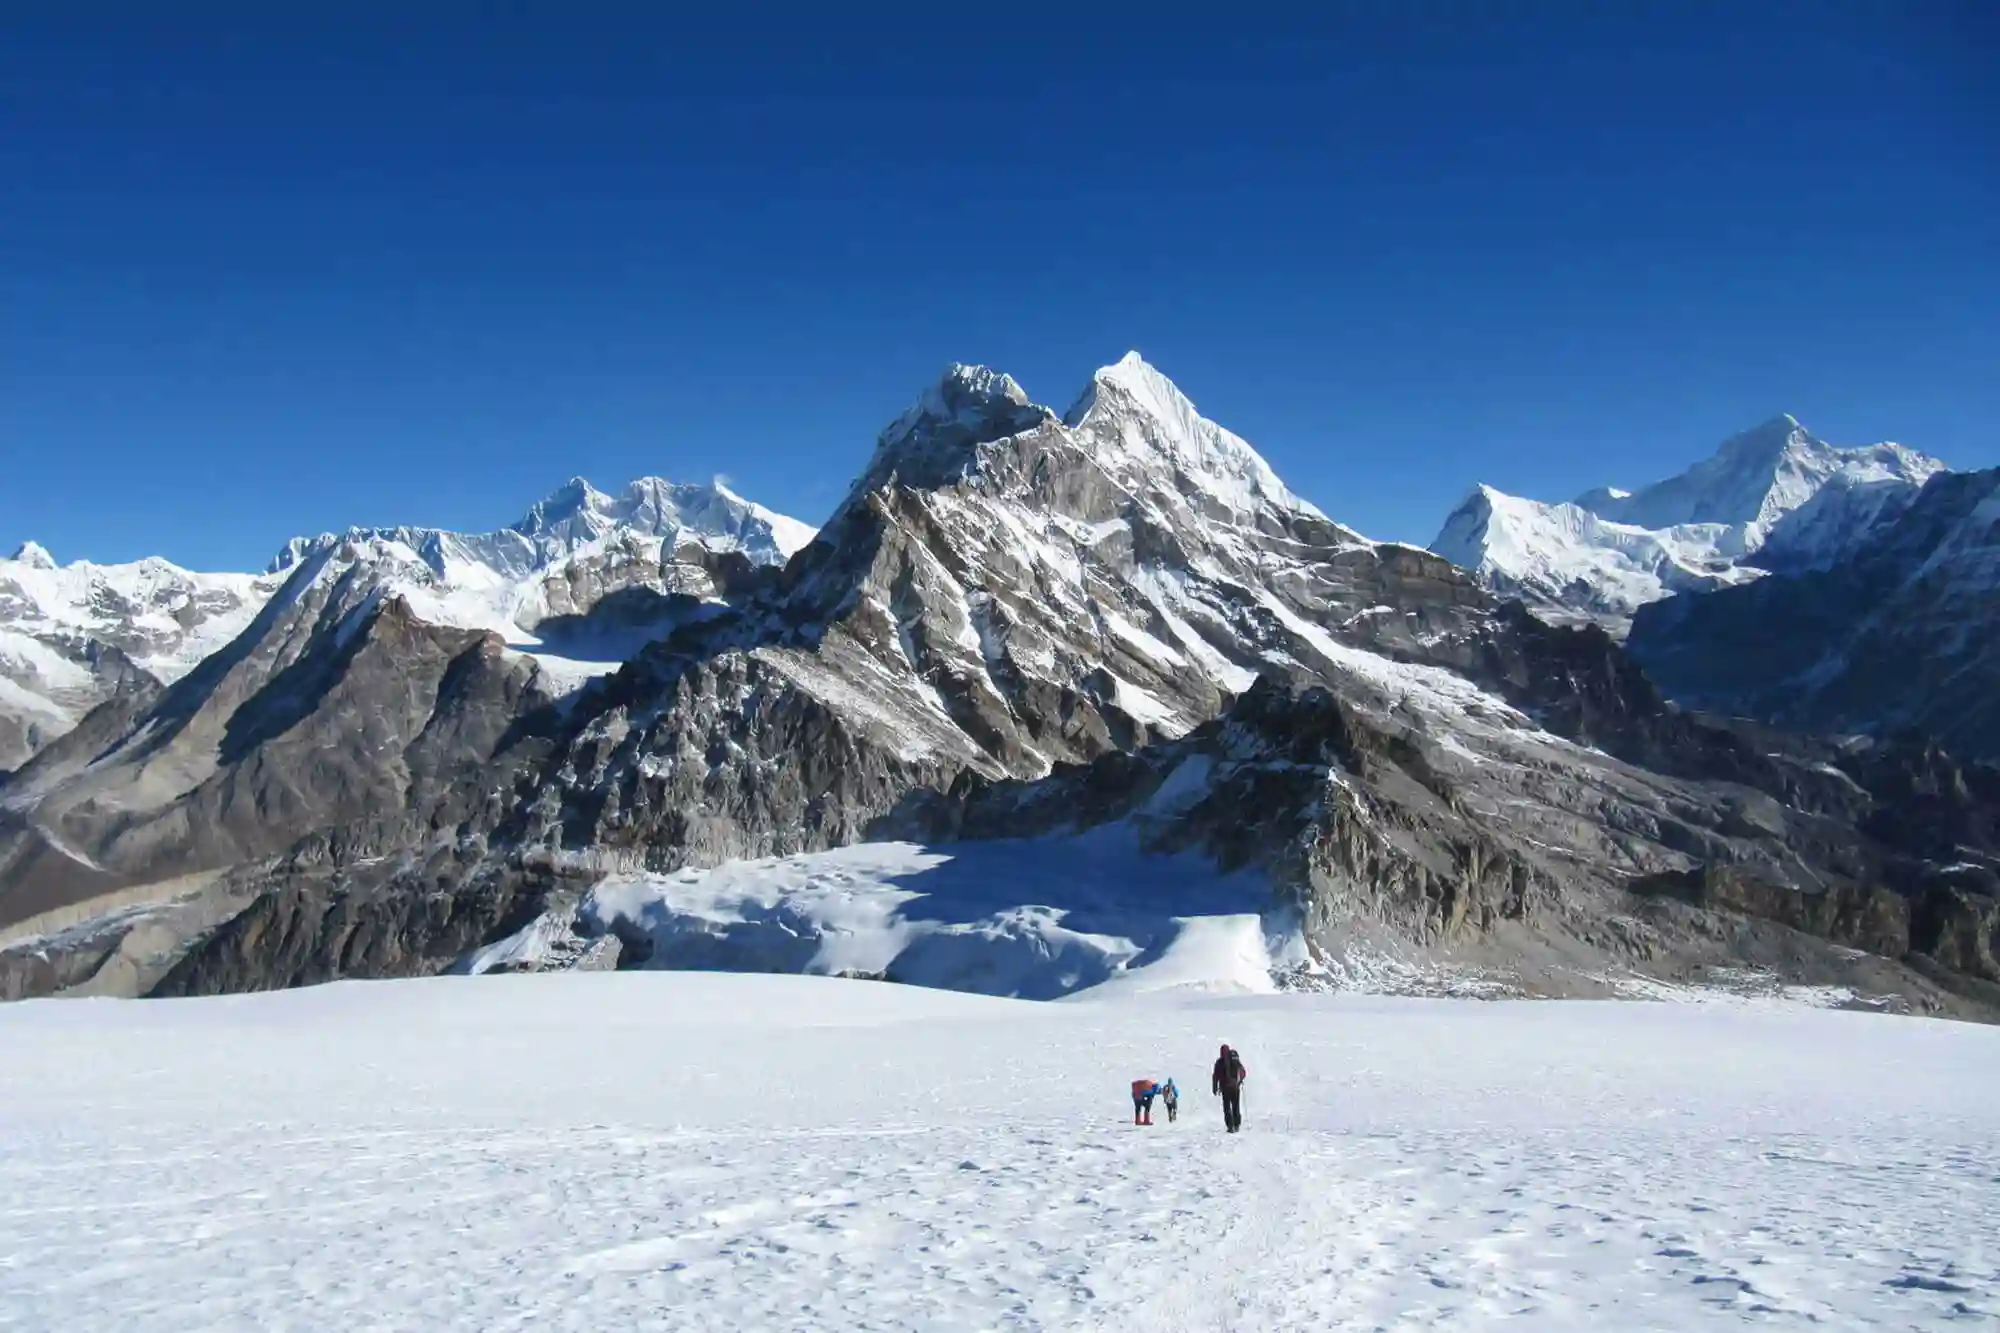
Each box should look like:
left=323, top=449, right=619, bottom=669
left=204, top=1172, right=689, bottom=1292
left=3, top=974, right=1994, bottom=1330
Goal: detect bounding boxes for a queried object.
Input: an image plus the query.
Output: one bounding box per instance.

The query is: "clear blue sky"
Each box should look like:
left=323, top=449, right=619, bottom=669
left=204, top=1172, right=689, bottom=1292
left=3, top=5, right=1994, bottom=569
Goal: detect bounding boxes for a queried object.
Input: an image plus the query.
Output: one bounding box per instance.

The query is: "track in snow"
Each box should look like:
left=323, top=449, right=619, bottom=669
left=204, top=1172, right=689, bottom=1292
left=2, top=974, right=1996, bottom=1330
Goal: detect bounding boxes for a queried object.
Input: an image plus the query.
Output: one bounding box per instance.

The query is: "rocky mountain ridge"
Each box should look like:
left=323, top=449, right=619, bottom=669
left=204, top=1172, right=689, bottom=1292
left=3, top=359, right=1996, bottom=1016
left=1628, top=465, right=2000, bottom=760
left=0, top=478, right=814, bottom=778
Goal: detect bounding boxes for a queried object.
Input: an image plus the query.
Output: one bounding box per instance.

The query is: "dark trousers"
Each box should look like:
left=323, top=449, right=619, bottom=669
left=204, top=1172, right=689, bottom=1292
left=1220, top=1086, right=1242, bottom=1132
left=1133, top=1093, right=1154, bottom=1124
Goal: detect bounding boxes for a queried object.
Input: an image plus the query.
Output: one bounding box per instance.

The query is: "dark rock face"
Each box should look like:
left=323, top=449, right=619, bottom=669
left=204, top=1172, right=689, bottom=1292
left=148, top=854, right=570, bottom=998
left=969, top=679, right=1550, bottom=949
left=0, top=575, right=549, bottom=934
left=1909, top=878, right=2000, bottom=983
left=1629, top=468, right=2000, bottom=760
left=1633, top=865, right=1911, bottom=960
left=1624, top=860, right=1998, bottom=999
left=0, top=930, right=122, bottom=1001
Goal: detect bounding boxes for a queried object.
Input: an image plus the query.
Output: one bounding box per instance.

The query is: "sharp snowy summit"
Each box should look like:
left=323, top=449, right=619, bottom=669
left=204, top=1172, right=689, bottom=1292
left=1431, top=414, right=1948, bottom=634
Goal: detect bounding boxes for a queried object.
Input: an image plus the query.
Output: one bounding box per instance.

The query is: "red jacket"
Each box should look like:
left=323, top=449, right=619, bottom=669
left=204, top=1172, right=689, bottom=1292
left=1212, top=1052, right=1247, bottom=1092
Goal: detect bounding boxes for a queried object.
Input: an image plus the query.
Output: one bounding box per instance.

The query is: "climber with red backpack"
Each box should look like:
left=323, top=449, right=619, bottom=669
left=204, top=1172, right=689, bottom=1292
left=1131, top=1077, right=1162, bottom=1125
left=1212, top=1044, right=1248, bottom=1132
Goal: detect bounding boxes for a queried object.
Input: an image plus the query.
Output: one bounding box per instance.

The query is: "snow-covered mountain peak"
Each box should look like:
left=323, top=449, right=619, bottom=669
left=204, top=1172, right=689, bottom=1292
left=1064, top=352, right=1323, bottom=523
left=1433, top=485, right=1509, bottom=537
left=1067, top=350, right=1188, bottom=427
left=710, top=481, right=820, bottom=558
left=900, top=363, right=1040, bottom=435
left=228, top=475, right=820, bottom=687
left=9, top=541, right=56, bottom=570
left=1435, top=415, right=1952, bottom=634
left=0, top=545, right=279, bottom=768
left=886, top=364, right=1051, bottom=449
left=847, top=363, right=1061, bottom=499
left=846, top=353, right=1326, bottom=531
left=1578, top=414, right=1944, bottom=536
left=511, top=476, right=617, bottom=541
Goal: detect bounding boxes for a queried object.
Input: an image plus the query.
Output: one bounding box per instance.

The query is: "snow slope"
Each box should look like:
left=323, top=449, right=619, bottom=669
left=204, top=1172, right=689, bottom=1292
left=1430, top=485, right=1760, bottom=629
left=3, top=972, right=1995, bottom=1330
left=1432, top=415, right=1948, bottom=633
left=477, top=833, right=1294, bottom=998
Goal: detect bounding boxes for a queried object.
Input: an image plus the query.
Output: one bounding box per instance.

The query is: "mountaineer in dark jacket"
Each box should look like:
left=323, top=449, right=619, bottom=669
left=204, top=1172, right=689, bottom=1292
left=1211, top=1044, right=1247, bottom=1132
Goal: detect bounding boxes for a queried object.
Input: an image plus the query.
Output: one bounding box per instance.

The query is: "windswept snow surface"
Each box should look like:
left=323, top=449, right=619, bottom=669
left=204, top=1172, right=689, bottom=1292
left=4, top=974, right=1997, bottom=1331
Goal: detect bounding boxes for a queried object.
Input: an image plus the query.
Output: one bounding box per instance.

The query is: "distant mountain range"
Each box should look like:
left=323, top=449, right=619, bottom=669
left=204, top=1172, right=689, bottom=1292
left=0, top=544, right=278, bottom=773
left=0, top=479, right=813, bottom=773
left=1427, top=412, right=1999, bottom=765
left=3, top=359, right=1995, bottom=1016
left=1430, top=414, right=1948, bottom=635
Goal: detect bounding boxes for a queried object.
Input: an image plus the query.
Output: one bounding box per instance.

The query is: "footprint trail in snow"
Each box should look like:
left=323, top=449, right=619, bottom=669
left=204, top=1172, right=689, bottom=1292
left=2, top=973, right=1995, bottom=1330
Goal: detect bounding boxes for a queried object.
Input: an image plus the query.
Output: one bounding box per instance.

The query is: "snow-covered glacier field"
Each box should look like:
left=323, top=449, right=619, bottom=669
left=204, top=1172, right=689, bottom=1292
left=3, top=975, right=1996, bottom=1331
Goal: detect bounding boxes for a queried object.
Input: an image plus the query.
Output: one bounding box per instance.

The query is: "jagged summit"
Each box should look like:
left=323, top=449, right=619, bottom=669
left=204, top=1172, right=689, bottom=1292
left=856, top=363, right=1058, bottom=494
left=515, top=475, right=814, bottom=555
left=852, top=353, right=1324, bottom=529
left=268, top=474, right=817, bottom=579
left=1062, top=349, right=1170, bottom=424
left=8, top=541, right=56, bottom=570
left=1629, top=464, right=2000, bottom=757
left=1459, top=483, right=1511, bottom=510
left=512, top=476, right=610, bottom=539
left=0, top=540, right=276, bottom=770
